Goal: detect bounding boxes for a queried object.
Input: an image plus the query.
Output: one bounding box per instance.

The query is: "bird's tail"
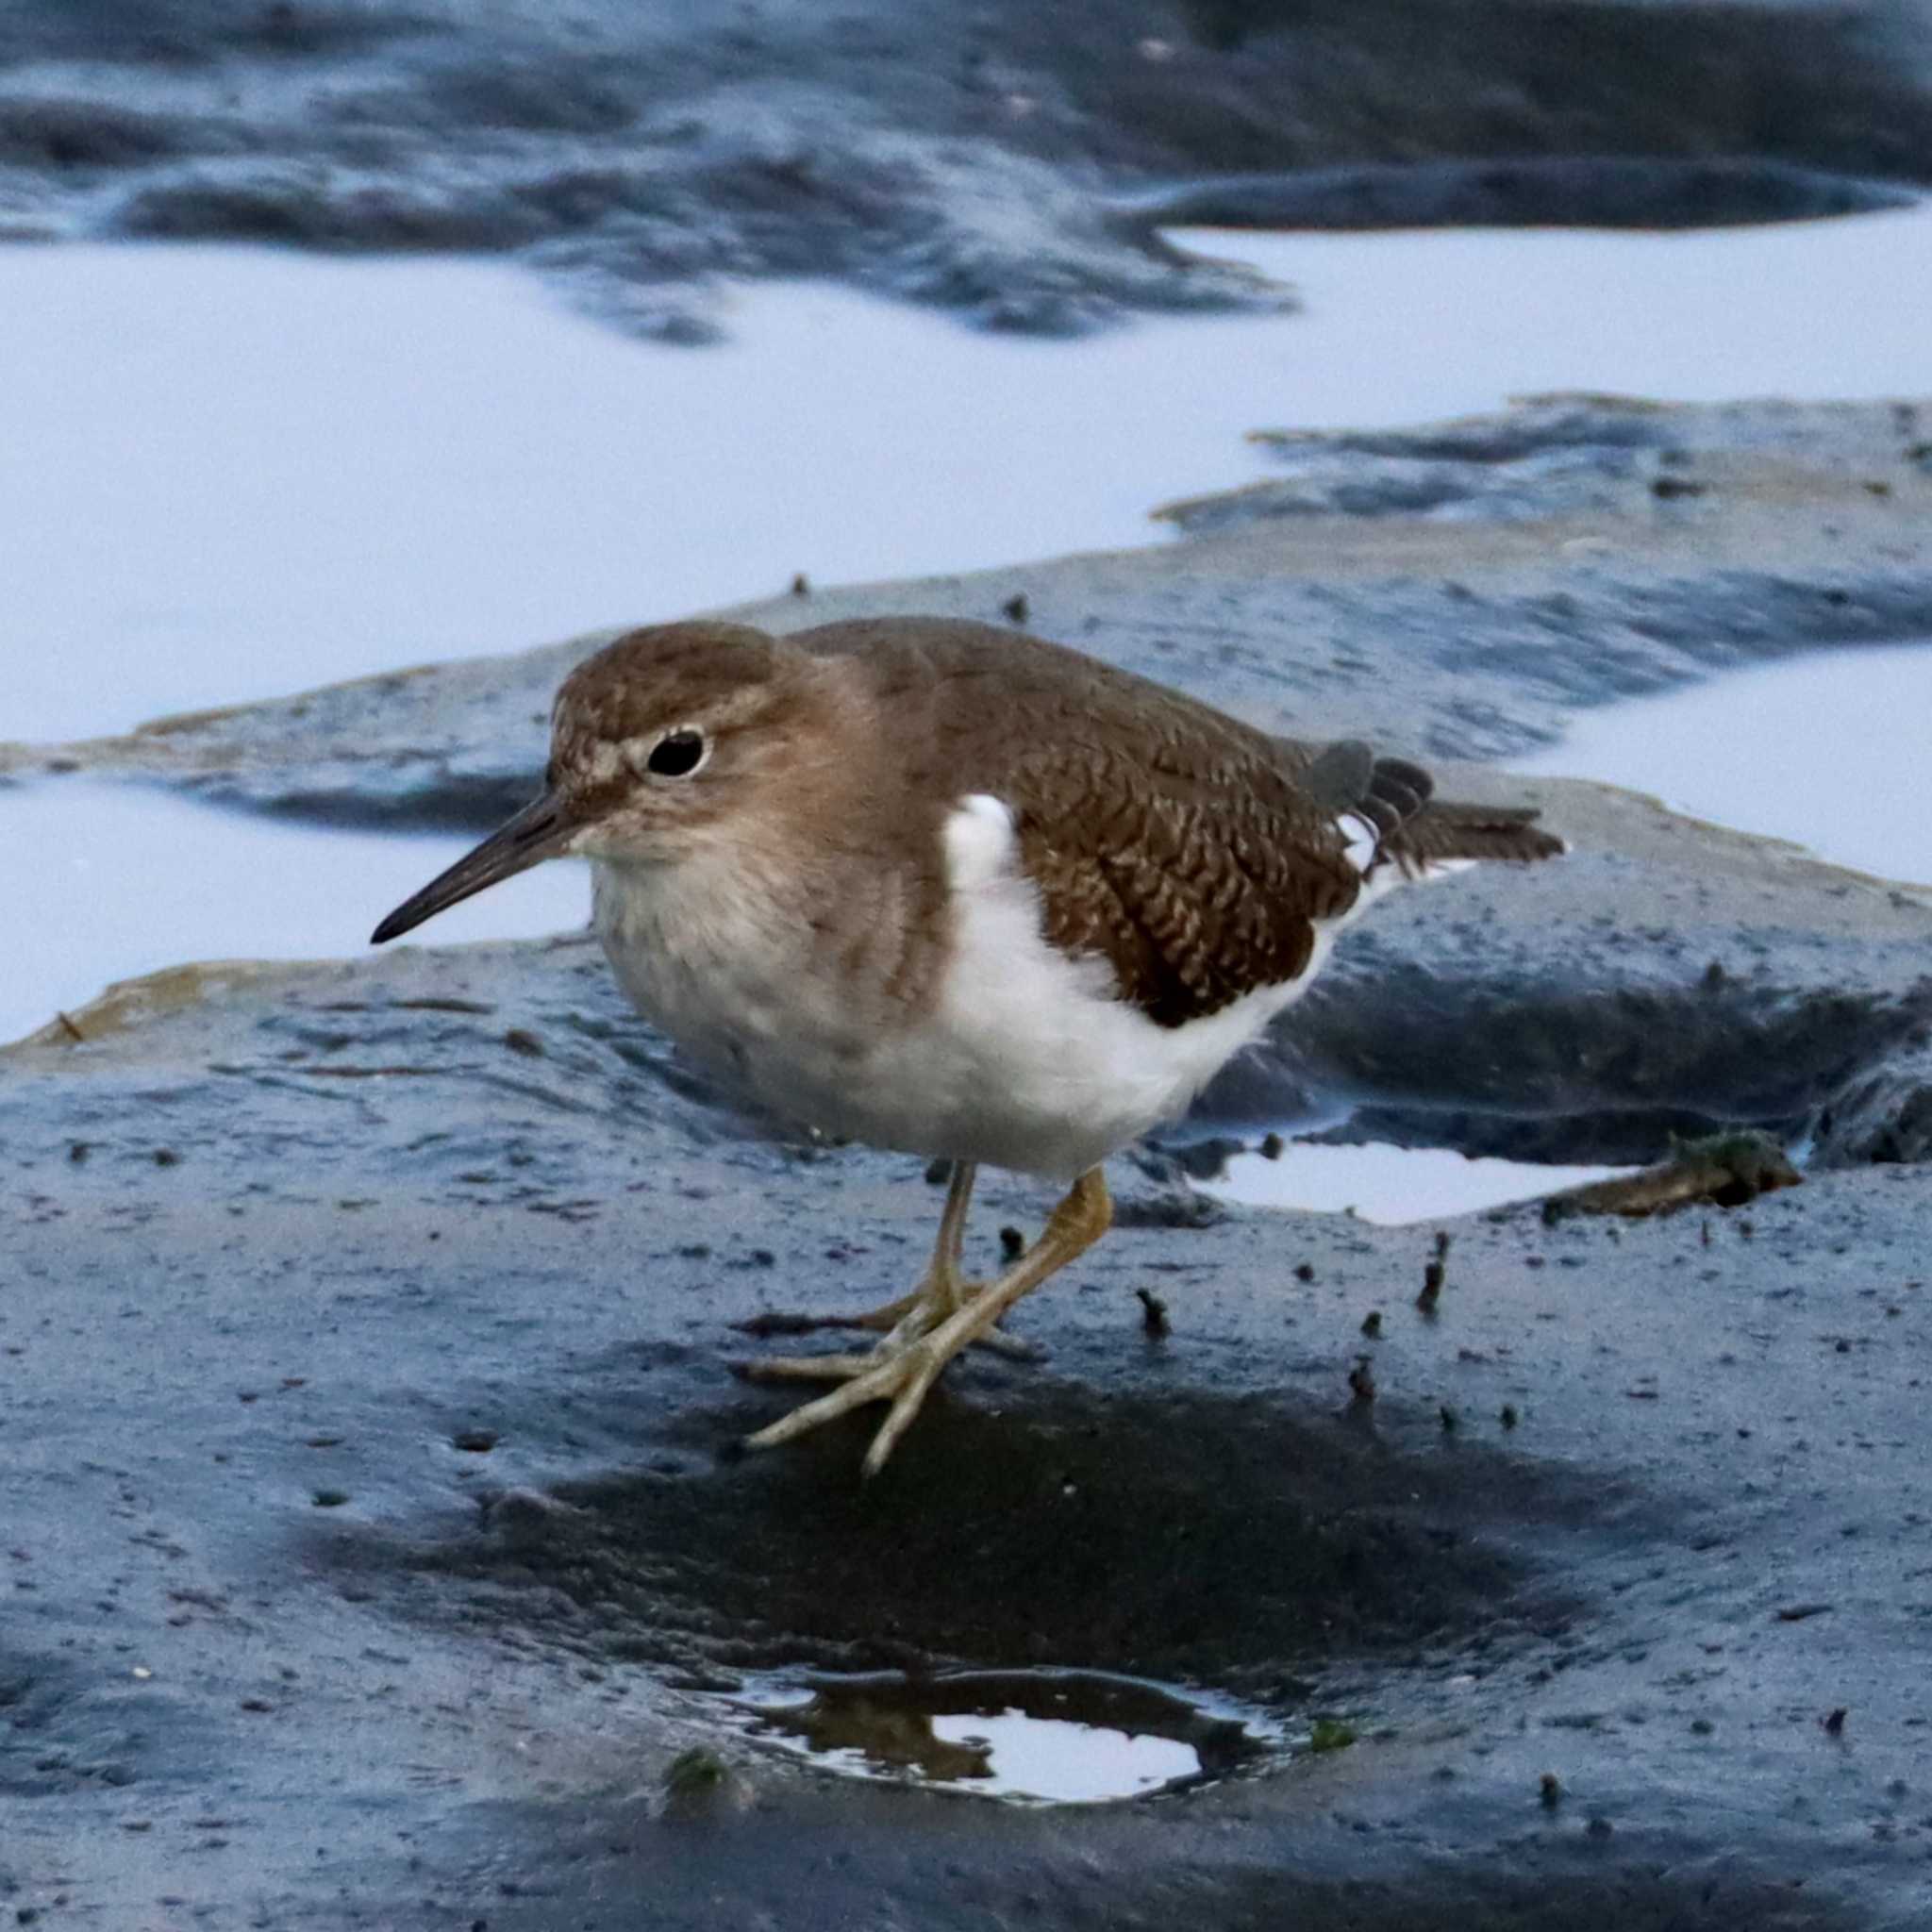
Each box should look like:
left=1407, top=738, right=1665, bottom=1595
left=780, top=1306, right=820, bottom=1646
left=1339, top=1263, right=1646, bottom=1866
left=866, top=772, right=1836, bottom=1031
left=1384, top=800, right=1567, bottom=871
left=1302, top=741, right=1566, bottom=873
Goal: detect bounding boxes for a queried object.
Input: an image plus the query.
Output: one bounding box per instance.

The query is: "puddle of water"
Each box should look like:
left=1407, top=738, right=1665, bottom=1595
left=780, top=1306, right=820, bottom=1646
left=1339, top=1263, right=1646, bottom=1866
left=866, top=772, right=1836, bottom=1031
left=1203, top=1140, right=1635, bottom=1224
left=923, top=1711, right=1197, bottom=1803
left=1187, top=204, right=1931, bottom=419
left=732, top=1669, right=1272, bottom=1805
left=0, top=781, right=587, bottom=1046
left=1511, top=639, right=1932, bottom=888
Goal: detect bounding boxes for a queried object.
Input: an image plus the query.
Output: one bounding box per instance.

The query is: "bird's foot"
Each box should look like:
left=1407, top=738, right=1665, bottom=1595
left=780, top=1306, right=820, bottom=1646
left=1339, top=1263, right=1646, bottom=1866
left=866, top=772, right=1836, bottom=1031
left=739, top=1169, right=1111, bottom=1476
left=733, top=1276, right=1038, bottom=1382
left=741, top=1294, right=1008, bottom=1478
left=730, top=1158, right=1112, bottom=1475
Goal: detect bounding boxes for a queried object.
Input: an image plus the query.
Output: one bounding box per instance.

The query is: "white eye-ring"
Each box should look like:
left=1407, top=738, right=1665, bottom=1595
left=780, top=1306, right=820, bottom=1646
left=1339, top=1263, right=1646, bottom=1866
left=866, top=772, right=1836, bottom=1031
left=636, top=726, right=708, bottom=779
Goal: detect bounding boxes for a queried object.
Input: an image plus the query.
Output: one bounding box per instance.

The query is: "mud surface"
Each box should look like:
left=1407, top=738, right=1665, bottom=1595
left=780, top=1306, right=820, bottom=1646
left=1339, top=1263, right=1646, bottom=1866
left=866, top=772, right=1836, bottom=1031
left=6, top=936, right=1932, bottom=1926
left=0, top=1, right=1926, bottom=337
left=7, top=390, right=1932, bottom=1924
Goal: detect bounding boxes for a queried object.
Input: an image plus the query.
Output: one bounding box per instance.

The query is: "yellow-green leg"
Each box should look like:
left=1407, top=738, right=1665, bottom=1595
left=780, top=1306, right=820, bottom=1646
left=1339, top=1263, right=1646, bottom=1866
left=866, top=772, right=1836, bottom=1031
left=743, top=1167, right=1112, bottom=1477
left=736, top=1160, right=1035, bottom=1377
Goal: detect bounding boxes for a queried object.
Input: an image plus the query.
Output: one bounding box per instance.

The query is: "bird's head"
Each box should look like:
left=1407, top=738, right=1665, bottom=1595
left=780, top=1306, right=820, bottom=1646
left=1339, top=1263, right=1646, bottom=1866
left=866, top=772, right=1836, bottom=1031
left=370, top=621, right=832, bottom=944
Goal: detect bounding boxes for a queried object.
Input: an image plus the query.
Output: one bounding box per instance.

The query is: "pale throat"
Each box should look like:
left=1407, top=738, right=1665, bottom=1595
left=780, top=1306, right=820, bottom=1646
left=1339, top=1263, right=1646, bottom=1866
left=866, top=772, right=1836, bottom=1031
left=587, top=811, right=871, bottom=1032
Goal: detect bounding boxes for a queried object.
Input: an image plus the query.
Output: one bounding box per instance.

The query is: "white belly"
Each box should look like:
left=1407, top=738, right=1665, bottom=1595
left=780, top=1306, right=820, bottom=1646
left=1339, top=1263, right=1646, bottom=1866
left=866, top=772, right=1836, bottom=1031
left=867, top=794, right=1314, bottom=1176
left=589, top=799, right=1363, bottom=1182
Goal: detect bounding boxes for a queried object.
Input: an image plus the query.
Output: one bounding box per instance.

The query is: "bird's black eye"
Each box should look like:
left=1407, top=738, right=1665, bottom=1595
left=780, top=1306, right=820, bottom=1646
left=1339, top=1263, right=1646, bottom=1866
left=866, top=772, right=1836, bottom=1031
left=645, top=728, right=706, bottom=778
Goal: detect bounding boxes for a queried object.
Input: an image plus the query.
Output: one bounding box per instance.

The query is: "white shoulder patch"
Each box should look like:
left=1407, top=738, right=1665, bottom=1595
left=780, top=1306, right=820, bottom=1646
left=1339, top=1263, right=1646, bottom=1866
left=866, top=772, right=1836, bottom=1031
left=941, top=792, right=1017, bottom=892
left=1336, top=811, right=1380, bottom=876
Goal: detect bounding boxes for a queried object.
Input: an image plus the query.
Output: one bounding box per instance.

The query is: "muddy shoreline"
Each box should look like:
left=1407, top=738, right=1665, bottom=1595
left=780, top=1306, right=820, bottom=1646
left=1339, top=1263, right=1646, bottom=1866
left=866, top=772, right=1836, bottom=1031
left=2, top=1, right=1927, bottom=337
left=6, top=392, right=1932, bottom=1925
left=6, top=939, right=1929, bottom=1925
left=11, top=395, right=1932, bottom=823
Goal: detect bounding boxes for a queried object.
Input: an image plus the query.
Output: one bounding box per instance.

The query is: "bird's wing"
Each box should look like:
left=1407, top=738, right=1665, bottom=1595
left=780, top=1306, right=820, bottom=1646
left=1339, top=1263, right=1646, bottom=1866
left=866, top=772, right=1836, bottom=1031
left=899, top=629, right=1387, bottom=1029
left=801, top=617, right=1376, bottom=1027
left=798, top=616, right=1557, bottom=1028
left=999, top=733, right=1364, bottom=1028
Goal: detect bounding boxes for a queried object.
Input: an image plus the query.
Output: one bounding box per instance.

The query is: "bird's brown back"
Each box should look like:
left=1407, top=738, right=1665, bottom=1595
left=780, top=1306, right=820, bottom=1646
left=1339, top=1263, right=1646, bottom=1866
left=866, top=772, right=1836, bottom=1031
left=558, top=614, right=1560, bottom=1032
left=799, top=618, right=1384, bottom=1028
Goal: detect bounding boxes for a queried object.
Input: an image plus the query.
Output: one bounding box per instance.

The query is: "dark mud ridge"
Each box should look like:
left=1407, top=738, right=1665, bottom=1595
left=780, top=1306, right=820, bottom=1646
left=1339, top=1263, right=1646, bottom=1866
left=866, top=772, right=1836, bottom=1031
left=6, top=393, right=1932, bottom=1924
left=15, top=394, right=1932, bottom=825
left=0, top=0, right=1925, bottom=336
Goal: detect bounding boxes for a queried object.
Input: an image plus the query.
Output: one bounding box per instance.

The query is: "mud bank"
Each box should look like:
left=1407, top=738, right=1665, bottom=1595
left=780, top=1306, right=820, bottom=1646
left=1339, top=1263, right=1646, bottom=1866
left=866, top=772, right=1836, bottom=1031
left=1, top=1, right=1926, bottom=337
left=4, top=933, right=1930, bottom=1925
left=10, top=393, right=1927, bottom=829
left=9, top=392, right=1932, bottom=1159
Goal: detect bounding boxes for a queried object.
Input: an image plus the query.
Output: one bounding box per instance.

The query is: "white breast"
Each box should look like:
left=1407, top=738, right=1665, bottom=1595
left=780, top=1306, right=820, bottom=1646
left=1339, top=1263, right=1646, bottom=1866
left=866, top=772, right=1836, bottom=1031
left=590, top=845, right=875, bottom=1108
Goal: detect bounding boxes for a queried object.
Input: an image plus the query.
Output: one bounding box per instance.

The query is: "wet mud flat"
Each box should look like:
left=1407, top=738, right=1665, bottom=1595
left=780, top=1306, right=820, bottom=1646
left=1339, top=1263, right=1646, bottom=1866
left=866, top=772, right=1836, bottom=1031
left=1, top=0, right=1927, bottom=339
left=6, top=394, right=1932, bottom=1924
left=5, top=938, right=1931, bottom=1927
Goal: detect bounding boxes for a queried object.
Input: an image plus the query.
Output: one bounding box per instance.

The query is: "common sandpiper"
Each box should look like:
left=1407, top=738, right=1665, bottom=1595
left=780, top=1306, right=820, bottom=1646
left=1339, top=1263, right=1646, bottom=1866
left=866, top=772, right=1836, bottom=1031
left=372, top=616, right=1563, bottom=1474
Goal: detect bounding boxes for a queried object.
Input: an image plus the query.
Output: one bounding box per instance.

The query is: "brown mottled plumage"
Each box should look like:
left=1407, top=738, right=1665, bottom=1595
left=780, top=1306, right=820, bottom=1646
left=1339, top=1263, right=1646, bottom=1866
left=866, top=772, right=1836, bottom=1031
left=772, top=617, right=1557, bottom=1027
left=373, top=614, right=1563, bottom=1476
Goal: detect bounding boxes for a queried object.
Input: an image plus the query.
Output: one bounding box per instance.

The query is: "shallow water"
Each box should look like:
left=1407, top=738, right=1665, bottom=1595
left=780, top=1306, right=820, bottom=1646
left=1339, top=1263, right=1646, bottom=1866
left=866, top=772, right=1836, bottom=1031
left=737, top=1669, right=1271, bottom=1804
left=1199, top=207, right=1932, bottom=421
left=1202, top=1140, right=1632, bottom=1224
left=8, top=206, right=1932, bottom=745
left=1510, top=639, right=1932, bottom=886
left=0, top=781, right=586, bottom=1045
left=921, top=1710, right=1199, bottom=1803
left=6, top=242, right=1279, bottom=745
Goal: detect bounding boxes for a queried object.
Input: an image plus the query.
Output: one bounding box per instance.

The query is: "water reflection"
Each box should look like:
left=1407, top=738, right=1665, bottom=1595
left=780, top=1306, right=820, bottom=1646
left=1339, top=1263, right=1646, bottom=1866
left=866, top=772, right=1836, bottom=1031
left=736, top=1669, right=1270, bottom=1804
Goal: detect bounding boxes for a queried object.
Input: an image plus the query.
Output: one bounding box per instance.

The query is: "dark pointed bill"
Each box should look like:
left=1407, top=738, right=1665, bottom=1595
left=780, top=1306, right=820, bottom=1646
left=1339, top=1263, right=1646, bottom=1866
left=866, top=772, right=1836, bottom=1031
left=370, top=791, right=575, bottom=945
